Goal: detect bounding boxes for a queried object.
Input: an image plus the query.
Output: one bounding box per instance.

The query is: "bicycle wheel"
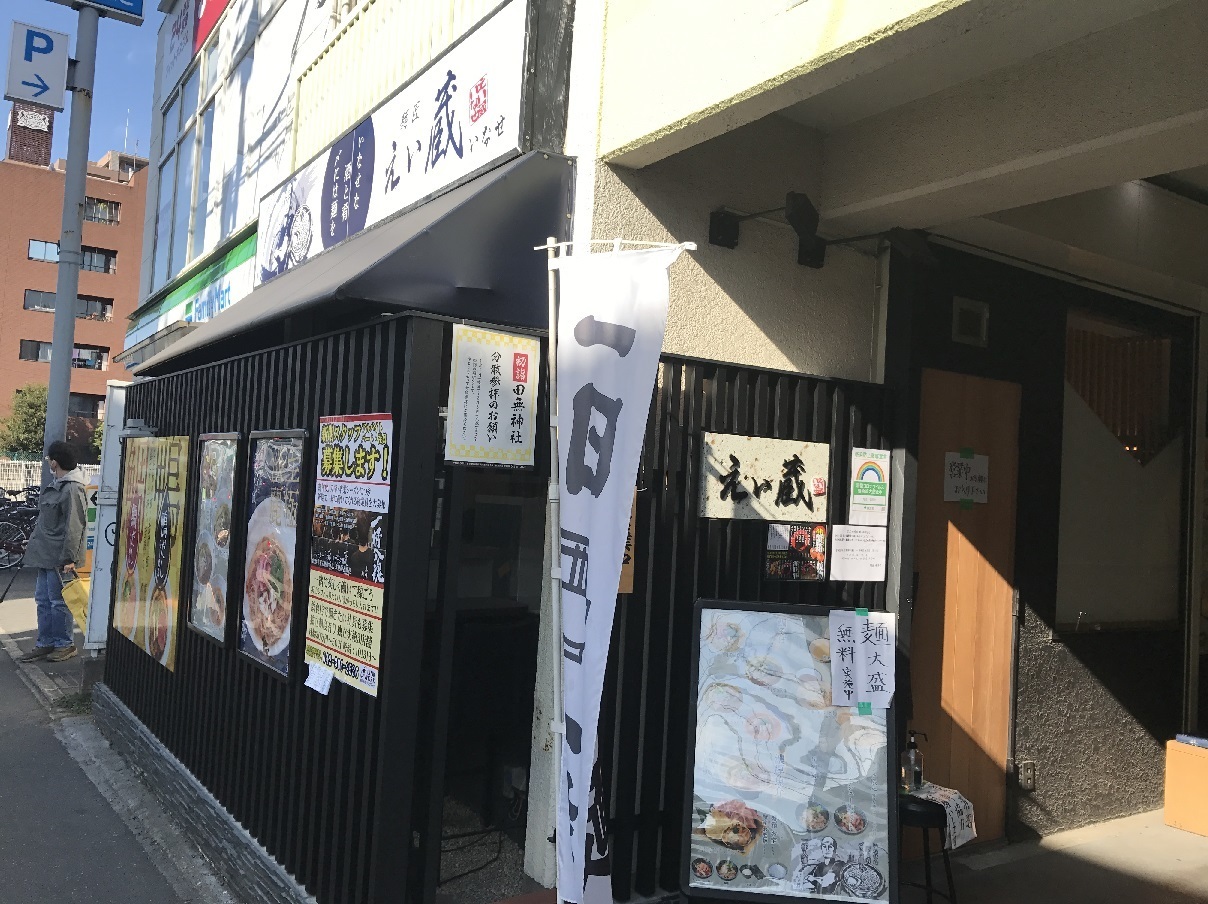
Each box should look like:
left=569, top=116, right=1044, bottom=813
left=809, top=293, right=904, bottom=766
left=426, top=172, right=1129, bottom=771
left=0, top=521, right=26, bottom=569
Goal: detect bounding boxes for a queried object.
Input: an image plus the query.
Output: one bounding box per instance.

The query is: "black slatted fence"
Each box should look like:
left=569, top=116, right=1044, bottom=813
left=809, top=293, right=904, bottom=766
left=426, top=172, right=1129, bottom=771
left=602, top=356, right=891, bottom=900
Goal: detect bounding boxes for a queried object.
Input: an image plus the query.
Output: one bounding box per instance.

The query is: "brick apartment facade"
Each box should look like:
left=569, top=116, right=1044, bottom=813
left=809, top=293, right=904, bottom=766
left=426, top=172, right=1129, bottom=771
left=0, top=101, right=147, bottom=452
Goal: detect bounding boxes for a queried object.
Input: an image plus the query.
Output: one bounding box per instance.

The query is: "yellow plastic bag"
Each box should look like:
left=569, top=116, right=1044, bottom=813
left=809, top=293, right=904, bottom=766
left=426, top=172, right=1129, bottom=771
left=61, top=575, right=89, bottom=635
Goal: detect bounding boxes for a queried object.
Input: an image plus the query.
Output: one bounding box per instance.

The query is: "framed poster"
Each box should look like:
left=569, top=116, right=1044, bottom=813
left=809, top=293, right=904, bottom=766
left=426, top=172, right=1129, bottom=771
left=188, top=434, right=241, bottom=644
left=239, top=431, right=307, bottom=677
left=683, top=600, right=897, bottom=903
left=111, top=436, right=191, bottom=671
left=304, top=414, right=393, bottom=696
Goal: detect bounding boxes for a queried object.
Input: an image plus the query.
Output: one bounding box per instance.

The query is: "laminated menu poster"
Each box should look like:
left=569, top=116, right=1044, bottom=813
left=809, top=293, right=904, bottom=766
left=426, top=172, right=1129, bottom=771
left=686, top=604, right=892, bottom=902
left=189, top=436, right=238, bottom=641
left=240, top=435, right=305, bottom=677
left=765, top=523, right=827, bottom=582
left=304, top=414, right=393, bottom=696
left=113, top=436, right=190, bottom=671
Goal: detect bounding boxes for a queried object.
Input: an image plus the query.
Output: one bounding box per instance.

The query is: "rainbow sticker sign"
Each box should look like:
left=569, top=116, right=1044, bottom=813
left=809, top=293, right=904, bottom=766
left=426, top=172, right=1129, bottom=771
left=850, top=447, right=891, bottom=525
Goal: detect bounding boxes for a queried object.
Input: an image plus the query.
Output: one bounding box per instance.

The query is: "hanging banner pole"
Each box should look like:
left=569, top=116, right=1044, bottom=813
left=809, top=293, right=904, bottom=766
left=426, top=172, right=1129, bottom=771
left=546, top=235, right=565, bottom=745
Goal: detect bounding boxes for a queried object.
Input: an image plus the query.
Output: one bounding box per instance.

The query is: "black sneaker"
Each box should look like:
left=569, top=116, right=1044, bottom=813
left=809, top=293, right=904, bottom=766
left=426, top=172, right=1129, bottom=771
left=19, top=646, right=54, bottom=662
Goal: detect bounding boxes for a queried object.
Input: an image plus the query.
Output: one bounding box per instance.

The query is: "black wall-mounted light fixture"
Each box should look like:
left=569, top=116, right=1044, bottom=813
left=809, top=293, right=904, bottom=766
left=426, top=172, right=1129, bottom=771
left=708, top=193, right=936, bottom=270
left=709, top=192, right=827, bottom=268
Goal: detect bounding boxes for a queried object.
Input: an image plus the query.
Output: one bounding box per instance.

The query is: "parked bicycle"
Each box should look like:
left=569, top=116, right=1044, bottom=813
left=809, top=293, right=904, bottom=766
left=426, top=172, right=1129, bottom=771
left=0, top=487, right=43, bottom=569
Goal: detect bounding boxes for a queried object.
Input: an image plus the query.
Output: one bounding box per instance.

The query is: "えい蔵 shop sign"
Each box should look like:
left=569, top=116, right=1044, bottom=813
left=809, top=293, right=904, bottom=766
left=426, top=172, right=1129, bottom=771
left=255, top=0, right=527, bottom=286
left=699, top=433, right=831, bottom=522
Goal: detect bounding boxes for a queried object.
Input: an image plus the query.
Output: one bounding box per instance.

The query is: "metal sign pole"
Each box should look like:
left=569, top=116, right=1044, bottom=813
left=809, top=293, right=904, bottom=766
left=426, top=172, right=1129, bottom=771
left=42, top=4, right=99, bottom=484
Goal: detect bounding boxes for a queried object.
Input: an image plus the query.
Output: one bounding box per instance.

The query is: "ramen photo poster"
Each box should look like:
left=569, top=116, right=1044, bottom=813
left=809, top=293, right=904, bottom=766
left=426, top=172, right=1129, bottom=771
left=113, top=436, right=190, bottom=671
left=685, top=604, right=892, bottom=902
left=189, top=436, right=238, bottom=641
left=239, top=434, right=305, bottom=676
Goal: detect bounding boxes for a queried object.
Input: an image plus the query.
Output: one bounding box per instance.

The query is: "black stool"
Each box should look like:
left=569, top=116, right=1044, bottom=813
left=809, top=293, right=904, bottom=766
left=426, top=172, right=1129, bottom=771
left=898, top=795, right=956, bottom=903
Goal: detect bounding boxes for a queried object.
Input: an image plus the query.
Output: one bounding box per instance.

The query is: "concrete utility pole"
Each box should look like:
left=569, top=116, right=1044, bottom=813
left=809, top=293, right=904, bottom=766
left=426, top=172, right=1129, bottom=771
left=43, top=5, right=99, bottom=484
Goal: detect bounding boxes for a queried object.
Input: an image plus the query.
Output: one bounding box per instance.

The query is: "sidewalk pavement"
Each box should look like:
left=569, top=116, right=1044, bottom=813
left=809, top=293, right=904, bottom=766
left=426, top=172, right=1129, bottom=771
left=0, top=567, right=239, bottom=904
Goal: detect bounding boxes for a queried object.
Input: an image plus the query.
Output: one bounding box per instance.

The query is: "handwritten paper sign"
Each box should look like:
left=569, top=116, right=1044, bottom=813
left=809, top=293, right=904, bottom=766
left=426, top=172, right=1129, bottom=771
left=943, top=451, right=989, bottom=505
left=830, top=609, right=896, bottom=710
left=830, top=525, right=887, bottom=582
left=850, top=447, right=891, bottom=525
left=699, top=433, right=830, bottom=521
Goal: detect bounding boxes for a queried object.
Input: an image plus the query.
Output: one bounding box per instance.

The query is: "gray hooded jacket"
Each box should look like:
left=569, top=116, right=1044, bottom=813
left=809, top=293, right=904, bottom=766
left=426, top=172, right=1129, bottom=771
left=24, top=468, right=88, bottom=570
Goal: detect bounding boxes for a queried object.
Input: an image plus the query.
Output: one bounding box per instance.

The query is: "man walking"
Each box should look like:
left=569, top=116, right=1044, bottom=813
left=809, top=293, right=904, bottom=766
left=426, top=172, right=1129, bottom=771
left=20, top=441, right=88, bottom=663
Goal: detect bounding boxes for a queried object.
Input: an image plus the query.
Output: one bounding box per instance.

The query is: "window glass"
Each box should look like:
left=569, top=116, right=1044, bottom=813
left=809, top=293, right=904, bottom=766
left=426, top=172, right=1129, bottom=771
left=84, top=197, right=120, bottom=224
left=171, top=128, right=195, bottom=275
left=193, top=104, right=215, bottom=256
left=154, top=153, right=176, bottom=288
left=180, top=68, right=200, bottom=124
left=81, top=246, right=117, bottom=274
left=23, top=289, right=56, bottom=311
left=28, top=240, right=59, bottom=262
left=204, top=41, right=221, bottom=96
left=68, top=393, right=104, bottom=418
left=163, top=94, right=180, bottom=145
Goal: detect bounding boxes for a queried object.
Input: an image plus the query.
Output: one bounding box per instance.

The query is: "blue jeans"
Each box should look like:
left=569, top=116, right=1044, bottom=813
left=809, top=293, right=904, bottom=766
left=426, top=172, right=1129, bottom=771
left=35, top=568, right=73, bottom=649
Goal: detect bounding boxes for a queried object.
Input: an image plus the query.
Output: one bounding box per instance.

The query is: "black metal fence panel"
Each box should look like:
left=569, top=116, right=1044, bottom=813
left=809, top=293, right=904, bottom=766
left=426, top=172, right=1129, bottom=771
left=602, top=356, right=891, bottom=900
left=105, top=319, right=407, bottom=904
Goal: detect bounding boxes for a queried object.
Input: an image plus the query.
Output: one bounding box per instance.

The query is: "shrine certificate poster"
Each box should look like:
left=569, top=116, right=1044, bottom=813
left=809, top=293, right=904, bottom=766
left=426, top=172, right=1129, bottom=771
left=684, top=603, right=893, bottom=902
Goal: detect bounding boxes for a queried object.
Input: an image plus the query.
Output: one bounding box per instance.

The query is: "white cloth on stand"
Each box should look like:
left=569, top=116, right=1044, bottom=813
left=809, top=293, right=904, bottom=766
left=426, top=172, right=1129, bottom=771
left=909, top=782, right=977, bottom=850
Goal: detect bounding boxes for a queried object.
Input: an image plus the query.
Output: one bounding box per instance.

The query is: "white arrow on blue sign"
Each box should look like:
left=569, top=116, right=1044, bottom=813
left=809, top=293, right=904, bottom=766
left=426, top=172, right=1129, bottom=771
left=5, top=22, right=69, bottom=112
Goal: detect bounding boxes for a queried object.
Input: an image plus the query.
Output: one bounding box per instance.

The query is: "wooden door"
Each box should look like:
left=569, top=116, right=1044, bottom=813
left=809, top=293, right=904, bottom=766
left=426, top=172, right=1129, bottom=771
left=911, top=368, right=1020, bottom=843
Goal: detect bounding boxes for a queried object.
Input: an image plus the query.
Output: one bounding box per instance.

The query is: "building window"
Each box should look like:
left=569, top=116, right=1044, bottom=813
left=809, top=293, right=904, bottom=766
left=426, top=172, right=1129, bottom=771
left=23, top=290, right=114, bottom=320
left=68, top=393, right=104, bottom=418
left=81, top=246, right=118, bottom=274
left=77, top=295, right=114, bottom=321
left=153, top=36, right=251, bottom=289
left=18, top=341, right=110, bottom=370
left=23, top=289, right=56, bottom=312
left=28, top=240, right=59, bottom=263
left=84, top=197, right=121, bottom=224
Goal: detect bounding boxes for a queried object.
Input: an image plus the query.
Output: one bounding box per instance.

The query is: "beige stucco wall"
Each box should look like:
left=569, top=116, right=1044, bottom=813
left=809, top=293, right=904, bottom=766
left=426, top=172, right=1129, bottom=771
left=599, top=0, right=956, bottom=163
left=591, top=116, right=880, bottom=381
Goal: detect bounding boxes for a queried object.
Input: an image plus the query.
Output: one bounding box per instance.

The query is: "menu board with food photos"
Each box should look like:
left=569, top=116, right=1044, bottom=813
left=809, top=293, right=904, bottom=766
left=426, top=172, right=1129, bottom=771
left=684, top=601, right=894, bottom=902
left=239, top=434, right=305, bottom=677
left=112, top=436, right=190, bottom=671
left=189, top=436, right=238, bottom=642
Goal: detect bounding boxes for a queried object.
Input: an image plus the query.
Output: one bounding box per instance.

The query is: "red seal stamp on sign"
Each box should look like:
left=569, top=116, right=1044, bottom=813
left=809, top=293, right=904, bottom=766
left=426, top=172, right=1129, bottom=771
left=469, top=76, right=488, bottom=124
left=512, top=352, right=529, bottom=383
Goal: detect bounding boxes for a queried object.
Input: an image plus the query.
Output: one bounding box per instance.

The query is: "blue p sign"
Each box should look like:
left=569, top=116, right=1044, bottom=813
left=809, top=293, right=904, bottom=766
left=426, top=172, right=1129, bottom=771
left=23, top=30, right=53, bottom=63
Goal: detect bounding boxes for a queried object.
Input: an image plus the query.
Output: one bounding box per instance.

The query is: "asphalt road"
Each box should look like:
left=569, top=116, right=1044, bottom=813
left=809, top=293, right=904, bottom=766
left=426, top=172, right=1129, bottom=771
left=0, top=652, right=186, bottom=904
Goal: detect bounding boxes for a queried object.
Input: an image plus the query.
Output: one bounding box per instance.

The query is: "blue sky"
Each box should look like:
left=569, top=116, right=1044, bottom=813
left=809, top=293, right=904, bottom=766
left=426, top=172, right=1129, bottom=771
left=2, top=4, right=161, bottom=163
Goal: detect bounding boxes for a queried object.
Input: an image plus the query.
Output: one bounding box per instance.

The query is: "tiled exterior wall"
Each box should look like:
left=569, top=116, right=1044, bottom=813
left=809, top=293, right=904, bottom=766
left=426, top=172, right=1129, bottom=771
left=0, top=156, right=147, bottom=418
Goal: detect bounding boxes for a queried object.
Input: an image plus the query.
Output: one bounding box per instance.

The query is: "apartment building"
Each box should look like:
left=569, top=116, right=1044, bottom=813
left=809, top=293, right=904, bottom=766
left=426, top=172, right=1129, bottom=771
left=0, top=100, right=147, bottom=452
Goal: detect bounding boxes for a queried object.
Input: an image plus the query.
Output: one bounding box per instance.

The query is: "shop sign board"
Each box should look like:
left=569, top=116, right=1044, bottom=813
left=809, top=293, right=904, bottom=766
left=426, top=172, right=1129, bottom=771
left=849, top=447, right=890, bottom=526
left=125, top=233, right=257, bottom=351
left=304, top=414, right=394, bottom=697
left=829, top=609, right=896, bottom=712
left=699, top=433, right=830, bottom=522
left=239, top=434, right=305, bottom=677
left=255, top=0, right=527, bottom=286
left=686, top=602, right=894, bottom=902
left=113, top=436, right=191, bottom=671
left=159, top=0, right=195, bottom=100
left=943, top=450, right=989, bottom=505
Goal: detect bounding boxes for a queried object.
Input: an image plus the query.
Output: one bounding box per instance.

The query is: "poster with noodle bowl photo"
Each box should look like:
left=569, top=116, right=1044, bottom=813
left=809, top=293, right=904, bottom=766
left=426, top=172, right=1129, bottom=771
left=239, top=434, right=305, bottom=676
left=683, top=602, right=893, bottom=902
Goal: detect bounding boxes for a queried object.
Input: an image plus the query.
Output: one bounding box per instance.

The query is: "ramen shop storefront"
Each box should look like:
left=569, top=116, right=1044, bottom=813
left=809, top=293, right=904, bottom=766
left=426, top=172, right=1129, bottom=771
left=95, top=150, right=573, bottom=904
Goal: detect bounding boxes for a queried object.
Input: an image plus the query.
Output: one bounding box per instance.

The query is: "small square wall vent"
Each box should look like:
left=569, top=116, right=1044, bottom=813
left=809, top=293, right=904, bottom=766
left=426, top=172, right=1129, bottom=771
left=952, top=296, right=989, bottom=348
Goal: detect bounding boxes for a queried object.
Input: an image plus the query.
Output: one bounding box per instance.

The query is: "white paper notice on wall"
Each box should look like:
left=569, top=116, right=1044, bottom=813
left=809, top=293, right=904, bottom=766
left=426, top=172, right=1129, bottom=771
left=304, top=663, right=334, bottom=696
left=849, top=447, right=891, bottom=525
left=830, top=609, right=896, bottom=711
left=943, top=451, right=989, bottom=504
left=830, top=525, right=888, bottom=582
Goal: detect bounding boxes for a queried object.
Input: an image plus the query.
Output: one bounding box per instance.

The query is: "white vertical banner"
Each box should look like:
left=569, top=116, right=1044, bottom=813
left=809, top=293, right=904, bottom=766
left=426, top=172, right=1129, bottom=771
left=553, top=246, right=685, bottom=903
